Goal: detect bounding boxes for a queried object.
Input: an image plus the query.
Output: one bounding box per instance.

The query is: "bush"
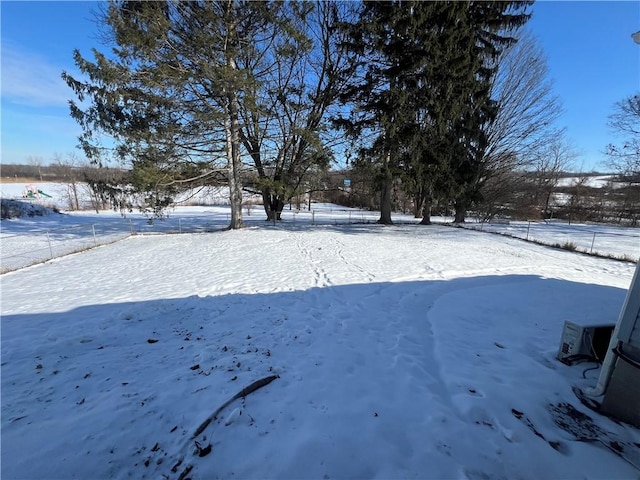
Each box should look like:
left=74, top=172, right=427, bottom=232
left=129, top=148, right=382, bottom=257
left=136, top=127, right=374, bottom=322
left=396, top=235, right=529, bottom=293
left=556, top=241, right=577, bottom=252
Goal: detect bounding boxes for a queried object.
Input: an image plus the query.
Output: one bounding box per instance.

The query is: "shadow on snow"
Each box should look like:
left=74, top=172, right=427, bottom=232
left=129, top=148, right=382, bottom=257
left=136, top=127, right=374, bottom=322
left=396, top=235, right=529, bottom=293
left=1, top=276, right=628, bottom=479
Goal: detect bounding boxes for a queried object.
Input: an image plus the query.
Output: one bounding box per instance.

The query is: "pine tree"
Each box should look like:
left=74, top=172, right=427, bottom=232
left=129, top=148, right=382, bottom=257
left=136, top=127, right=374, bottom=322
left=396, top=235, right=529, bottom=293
left=65, top=1, right=352, bottom=225
left=339, top=1, right=532, bottom=224
left=63, top=1, right=285, bottom=228
left=445, top=1, right=533, bottom=223
left=338, top=1, right=423, bottom=225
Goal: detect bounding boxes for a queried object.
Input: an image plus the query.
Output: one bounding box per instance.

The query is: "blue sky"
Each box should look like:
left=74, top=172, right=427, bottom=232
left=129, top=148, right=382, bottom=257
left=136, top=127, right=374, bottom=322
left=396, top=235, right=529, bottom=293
left=1, top=1, right=639, bottom=171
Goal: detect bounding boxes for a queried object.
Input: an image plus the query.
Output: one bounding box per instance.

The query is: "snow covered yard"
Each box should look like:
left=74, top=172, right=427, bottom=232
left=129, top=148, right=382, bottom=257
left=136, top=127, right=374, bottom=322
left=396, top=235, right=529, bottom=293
left=2, top=223, right=640, bottom=479
left=463, top=220, right=640, bottom=261
left=0, top=197, right=414, bottom=272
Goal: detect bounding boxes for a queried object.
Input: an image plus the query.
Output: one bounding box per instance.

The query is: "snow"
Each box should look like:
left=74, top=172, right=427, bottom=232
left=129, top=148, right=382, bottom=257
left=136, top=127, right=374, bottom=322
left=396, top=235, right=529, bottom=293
left=556, top=176, right=617, bottom=189
left=463, top=220, right=640, bottom=261
left=1, top=182, right=79, bottom=211
left=0, top=181, right=248, bottom=211
left=0, top=204, right=412, bottom=272
left=2, top=204, right=640, bottom=480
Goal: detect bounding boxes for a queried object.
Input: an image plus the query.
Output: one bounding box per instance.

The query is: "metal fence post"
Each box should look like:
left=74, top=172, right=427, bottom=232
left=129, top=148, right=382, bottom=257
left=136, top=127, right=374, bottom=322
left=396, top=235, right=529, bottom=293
left=590, top=232, right=596, bottom=253
left=312, top=210, right=315, bottom=226
left=46, top=231, right=53, bottom=259
left=526, top=221, right=531, bottom=241
left=92, top=224, right=97, bottom=246
left=179, top=218, right=182, bottom=234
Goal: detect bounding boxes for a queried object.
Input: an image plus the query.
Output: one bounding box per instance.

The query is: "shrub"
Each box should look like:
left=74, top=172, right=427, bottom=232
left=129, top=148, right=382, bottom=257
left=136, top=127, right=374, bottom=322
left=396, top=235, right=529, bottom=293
left=556, top=241, right=577, bottom=251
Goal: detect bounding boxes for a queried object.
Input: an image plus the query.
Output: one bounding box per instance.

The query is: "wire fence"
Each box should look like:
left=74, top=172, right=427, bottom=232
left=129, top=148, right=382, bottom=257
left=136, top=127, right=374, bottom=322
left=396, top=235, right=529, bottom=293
left=0, top=213, right=242, bottom=273
left=1, top=224, right=130, bottom=273
left=0, top=206, right=400, bottom=273
left=2, top=210, right=638, bottom=273
left=286, top=207, right=382, bottom=225
left=462, top=220, right=640, bottom=261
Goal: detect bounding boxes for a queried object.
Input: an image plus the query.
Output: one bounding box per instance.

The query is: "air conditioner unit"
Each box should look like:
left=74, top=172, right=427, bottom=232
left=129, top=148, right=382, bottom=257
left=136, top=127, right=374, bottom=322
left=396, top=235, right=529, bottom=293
left=557, top=320, right=615, bottom=365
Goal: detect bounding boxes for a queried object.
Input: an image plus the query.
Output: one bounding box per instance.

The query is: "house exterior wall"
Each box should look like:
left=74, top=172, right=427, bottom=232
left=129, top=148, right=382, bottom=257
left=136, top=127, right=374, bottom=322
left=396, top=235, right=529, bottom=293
left=630, top=308, right=640, bottom=346
left=600, top=262, right=640, bottom=427
left=601, top=343, right=640, bottom=427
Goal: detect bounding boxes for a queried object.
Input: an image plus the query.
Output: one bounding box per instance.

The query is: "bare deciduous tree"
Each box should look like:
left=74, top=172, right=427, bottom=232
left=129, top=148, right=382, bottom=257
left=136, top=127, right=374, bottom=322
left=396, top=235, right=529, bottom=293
left=606, top=93, right=640, bottom=179
left=52, top=152, right=84, bottom=210
left=238, top=1, right=356, bottom=221
left=476, top=29, right=563, bottom=220
left=604, top=93, right=640, bottom=225
left=529, top=136, right=577, bottom=219
left=27, top=156, right=45, bottom=182
left=487, top=30, right=562, bottom=166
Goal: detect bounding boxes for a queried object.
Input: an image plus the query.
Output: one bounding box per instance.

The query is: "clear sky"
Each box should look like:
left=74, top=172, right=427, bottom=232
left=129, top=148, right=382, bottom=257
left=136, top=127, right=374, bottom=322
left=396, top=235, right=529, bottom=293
left=1, top=1, right=639, bottom=171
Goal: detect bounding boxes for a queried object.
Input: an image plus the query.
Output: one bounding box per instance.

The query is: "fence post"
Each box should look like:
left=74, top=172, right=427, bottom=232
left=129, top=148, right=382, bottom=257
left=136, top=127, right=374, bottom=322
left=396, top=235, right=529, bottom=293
left=590, top=232, right=596, bottom=254
left=349, top=211, right=352, bottom=224
left=179, top=218, right=182, bottom=234
left=129, top=219, right=134, bottom=234
left=526, top=221, right=531, bottom=241
left=46, top=231, right=53, bottom=259
left=312, top=210, right=315, bottom=226
left=92, top=224, right=97, bottom=246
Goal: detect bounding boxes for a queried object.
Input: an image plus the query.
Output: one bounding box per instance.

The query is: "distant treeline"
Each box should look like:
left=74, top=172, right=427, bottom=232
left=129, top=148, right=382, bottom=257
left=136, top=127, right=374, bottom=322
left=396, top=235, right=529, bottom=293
left=314, top=170, right=640, bottom=227
left=1, top=163, right=126, bottom=183
left=2, top=163, right=638, bottom=226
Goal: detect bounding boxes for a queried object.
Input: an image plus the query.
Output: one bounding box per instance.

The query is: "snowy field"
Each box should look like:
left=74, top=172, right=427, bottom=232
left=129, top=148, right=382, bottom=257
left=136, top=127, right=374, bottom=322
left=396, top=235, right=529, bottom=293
left=1, top=179, right=638, bottom=273
left=2, top=179, right=638, bottom=256
left=556, top=175, right=617, bottom=188
left=0, top=181, right=235, bottom=211
left=463, top=220, right=640, bottom=261
left=2, top=200, right=640, bottom=479
left=2, top=203, right=638, bottom=273
left=0, top=203, right=411, bottom=272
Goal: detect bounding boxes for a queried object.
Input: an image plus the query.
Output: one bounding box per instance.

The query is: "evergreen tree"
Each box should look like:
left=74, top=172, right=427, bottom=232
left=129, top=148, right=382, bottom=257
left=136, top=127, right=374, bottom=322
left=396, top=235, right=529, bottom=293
left=64, top=1, right=292, bottom=228
left=338, top=1, right=426, bottom=225
left=65, top=1, right=351, bottom=225
left=340, top=1, right=532, bottom=225
left=445, top=1, right=533, bottom=223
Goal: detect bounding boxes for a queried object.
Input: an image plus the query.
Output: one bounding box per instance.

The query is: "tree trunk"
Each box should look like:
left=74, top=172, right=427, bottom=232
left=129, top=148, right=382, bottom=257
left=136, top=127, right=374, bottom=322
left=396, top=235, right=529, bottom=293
left=220, top=7, right=243, bottom=230
left=226, top=90, right=243, bottom=229
left=262, top=188, right=284, bottom=221
left=419, top=194, right=432, bottom=225
left=72, top=182, right=80, bottom=210
left=454, top=200, right=467, bottom=223
left=543, top=190, right=553, bottom=219
left=378, top=178, right=393, bottom=224
left=413, top=191, right=424, bottom=218
left=378, top=151, right=393, bottom=225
